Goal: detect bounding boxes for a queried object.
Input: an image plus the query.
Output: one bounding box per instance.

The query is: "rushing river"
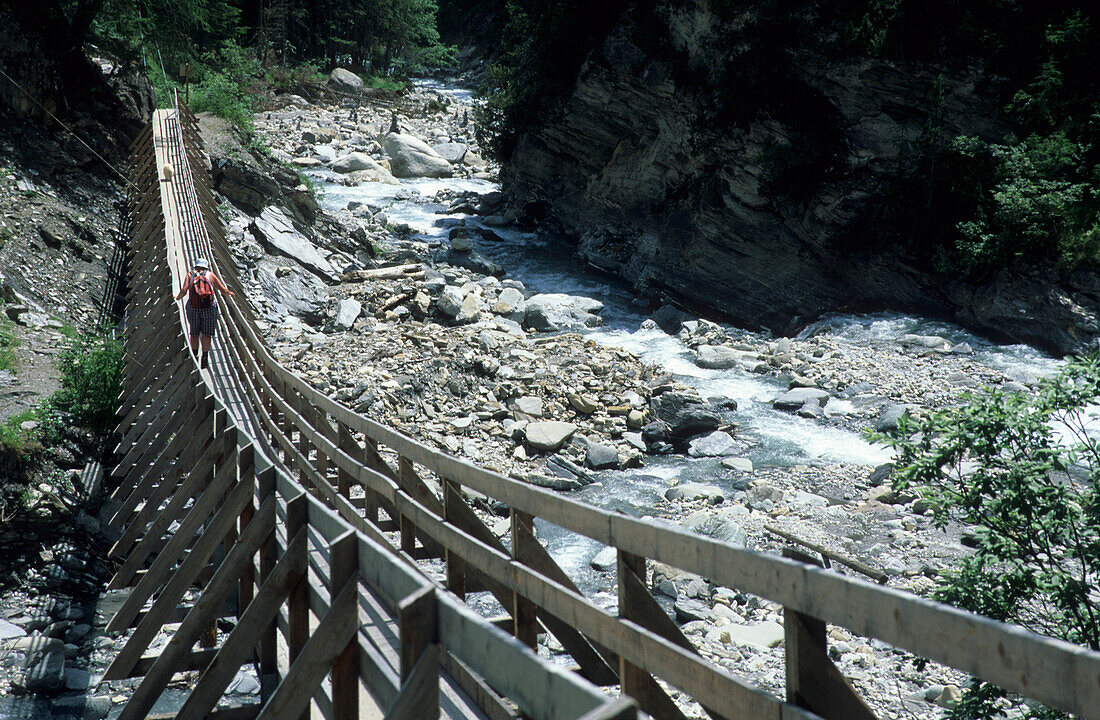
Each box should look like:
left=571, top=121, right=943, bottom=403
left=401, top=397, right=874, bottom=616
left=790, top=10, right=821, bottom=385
left=308, top=80, right=1063, bottom=598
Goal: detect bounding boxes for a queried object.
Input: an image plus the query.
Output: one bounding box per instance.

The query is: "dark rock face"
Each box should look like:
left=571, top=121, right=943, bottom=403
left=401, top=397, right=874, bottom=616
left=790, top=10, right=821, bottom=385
left=501, top=2, right=1100, bottom=354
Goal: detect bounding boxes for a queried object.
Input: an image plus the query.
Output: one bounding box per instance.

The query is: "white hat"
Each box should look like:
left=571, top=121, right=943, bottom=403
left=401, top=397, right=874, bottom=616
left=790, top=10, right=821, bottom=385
left=194, top=258, right=209, bottom=269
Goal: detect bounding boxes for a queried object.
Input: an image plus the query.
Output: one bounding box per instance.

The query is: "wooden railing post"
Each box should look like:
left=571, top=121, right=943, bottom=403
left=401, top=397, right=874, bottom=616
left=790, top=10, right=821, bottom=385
left=395, top=585, right=440, bottom=720
left=510, top=509, right=538, bottom=649
left=782, top=548, right=876, bottom=720
left=330, top=530, right=359, bottom=720
left=443, top=478, right=466, bottom=599
left=616, top=550, right=649, bottom=703
left=285, top=493, right=309, bottom=720
left=256, top=463, right=278, bottom=701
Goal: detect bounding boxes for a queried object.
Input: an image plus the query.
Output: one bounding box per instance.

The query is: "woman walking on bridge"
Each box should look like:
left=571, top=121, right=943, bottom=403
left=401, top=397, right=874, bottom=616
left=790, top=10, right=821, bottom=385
left=175, top=258, right=234, bottom=369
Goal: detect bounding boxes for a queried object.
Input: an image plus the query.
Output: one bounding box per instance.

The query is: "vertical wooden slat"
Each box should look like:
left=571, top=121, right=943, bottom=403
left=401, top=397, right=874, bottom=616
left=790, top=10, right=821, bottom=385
left=329, top=531, right=359, bottom=720
left=443, top=479, right=466, bottom=599
left=510, top=509, right=538, bottom=649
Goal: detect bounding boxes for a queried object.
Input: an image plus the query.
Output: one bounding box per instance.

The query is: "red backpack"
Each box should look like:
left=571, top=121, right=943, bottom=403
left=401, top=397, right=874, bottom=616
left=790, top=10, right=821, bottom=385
left=188, top=271, right=214, bottom=309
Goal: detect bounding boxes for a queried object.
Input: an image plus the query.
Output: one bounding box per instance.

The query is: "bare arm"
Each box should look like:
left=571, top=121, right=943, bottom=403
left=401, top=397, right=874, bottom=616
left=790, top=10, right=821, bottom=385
left=210, top=272, right=236, bottom=298
left=174, top=273, right=191, bottom=301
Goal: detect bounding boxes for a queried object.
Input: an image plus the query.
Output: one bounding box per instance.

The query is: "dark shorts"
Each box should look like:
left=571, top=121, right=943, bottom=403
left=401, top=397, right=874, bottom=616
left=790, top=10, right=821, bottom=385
left=186, top=302, right=219, bottom=337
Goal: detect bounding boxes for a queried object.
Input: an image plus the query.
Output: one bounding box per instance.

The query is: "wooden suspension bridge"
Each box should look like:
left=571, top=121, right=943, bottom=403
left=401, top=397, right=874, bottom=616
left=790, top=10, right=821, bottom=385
left=98, top=97, right=1100, bottom=720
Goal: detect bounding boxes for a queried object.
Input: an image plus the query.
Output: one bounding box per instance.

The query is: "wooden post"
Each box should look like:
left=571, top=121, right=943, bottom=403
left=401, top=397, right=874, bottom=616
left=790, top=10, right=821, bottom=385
left=510, top=509, right=538, bottom=649
left=399, top=458, right=419, bottom=557
left=329, top=531, right=359, bottom=720
left=616, top=551, right=649, bottom=703
left=442, top=479, right=466, bottom=599
left=782, top=548, right=877, bottom=720
left=256, top=463, right=278, bottom=701
left=285, top=493, right=309, bottom=720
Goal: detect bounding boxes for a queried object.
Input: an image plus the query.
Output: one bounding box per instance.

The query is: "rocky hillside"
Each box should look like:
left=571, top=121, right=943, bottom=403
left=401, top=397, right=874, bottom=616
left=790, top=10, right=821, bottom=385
left=500, top=0, right=1100, bottom=355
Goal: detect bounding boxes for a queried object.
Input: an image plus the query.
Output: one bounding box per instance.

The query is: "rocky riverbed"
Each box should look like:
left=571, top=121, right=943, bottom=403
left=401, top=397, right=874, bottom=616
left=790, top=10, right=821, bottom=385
left=232, top=76, right=1061, bottom=718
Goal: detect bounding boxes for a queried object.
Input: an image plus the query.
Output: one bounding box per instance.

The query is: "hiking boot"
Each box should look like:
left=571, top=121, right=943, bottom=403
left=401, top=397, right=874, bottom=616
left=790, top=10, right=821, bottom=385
left=200, top=353, right=209, bottom=370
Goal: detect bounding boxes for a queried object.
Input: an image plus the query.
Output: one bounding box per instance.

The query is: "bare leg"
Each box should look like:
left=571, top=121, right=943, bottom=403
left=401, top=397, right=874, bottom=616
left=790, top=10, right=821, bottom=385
left=190, top=333, right=200, bottom=353
left=200, top=334, right=213, bottom=354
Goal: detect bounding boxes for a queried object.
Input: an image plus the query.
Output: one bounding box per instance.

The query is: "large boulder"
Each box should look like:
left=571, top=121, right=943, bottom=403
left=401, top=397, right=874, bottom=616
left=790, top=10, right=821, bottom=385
left=331, top=152, right=387, bottom=176
left=695, top=345, right=742, bottom=370
left=328, top=68, right=363, bottom=94
left=524, top=422, right=578, bottom=452
left=650, top=390, right=722, bottom=442
left=432, top=142, right=469, bottom=164
left=382, top=133, right=454, bottom=178
left=255, top=260, right=330, bottom=324
left=773, top=387, right=831, bottom=410
left=523, top=293, right=604, bottom=332
left=251, top=206, right=340, bottom=281
left=334, top=298, right=361, bottom=330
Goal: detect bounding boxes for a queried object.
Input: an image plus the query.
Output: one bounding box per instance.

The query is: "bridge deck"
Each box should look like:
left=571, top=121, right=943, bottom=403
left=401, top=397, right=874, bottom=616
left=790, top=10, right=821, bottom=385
left=147, top=108, right=494, bottom=720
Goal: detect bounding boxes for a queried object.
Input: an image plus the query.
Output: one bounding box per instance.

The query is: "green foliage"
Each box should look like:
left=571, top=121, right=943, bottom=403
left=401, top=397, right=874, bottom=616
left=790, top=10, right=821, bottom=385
left=365, top=75, right=409, bottom=93
left=877, top=355, right=1100, bottom=717
left=52, top=330, right=125, bottom=433
left=0, top=312, right=17, bottom=372
left=950, top=133, right=1099, bottom=270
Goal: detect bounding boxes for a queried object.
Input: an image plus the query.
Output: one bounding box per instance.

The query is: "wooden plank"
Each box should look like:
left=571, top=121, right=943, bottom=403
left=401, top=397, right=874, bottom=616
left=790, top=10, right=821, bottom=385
left=437, top=596, right=606, bottom=720
left=113, top=495, right=276, bottom=720
left=253, top=578, right=360, bottom=720
left=329, top=530, right=359, bottom=720
left=575, top=699, right=638, bottom=720
left=172, top=528, right=309, bottom=720
left=511, top=509, right=538, bottom=649
left=105, top=479, right=261, bottom=678
left=513, top=520, right=620, bottom=686
left=603, top=511, right=1100, bottom=719
left=398, top=585, right=436, bottom=681
left=439, top=652, right=514, bottom=720
left=384, top=643, right=440, bottom=720
left=398, top=493, right=813, bottom=720
left=107, top=455, right=249, bottom=633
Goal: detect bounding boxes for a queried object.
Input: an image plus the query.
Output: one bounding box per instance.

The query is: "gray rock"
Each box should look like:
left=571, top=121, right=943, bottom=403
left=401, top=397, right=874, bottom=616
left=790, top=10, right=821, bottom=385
left=526, top=473, right=583, bottom=491
left=455, top=294, right=481, bottom=323
left=694, top=345, right=742, bottom=369
left=653, top=304, right=689, bottom=334
left=334, top=299, right=361, bottom=330
left=687, top=430, right=740, bottom=457
left=328, top=67, right=363, bottom=94
left=875, top=403, right=916, bottom=432
left=624, top=432, right=647, bottom=451
left=382, top=133, right=453, bottom=178
left=523, top=293, right=604, bottom=332
left=524, top=422, right=578, bottom=452
left=331, top=152, right=380, bottom=173
left=773, top=387, right=831, bottom=410
left=511, top=396, right=544, bottom=418
left=545, top=455, right=596, bottom=485
left=584, top=442, right=620, bottom=470
left=665, top=483, right=724, bottom=504
left=721, top=457, right=754, bottom=473
left=590, top=546, right=618, bottom=571
left=0, top=618, right=26, bottom=640
left=252, top=206, right=339, bottom=280
left=649, top=391, right=722, bottom=442
left=901, top=334, right=952, bottom=352
left=682, top=512, right=747, bottom=546
left=63, top=667, right=92, bottom=690
left=724, top=621, right=785, bottom=649
left=255, top=260, right=330, bottom=324
left=674, top=598, right=710, bottom=624
left=432, top=142, right=468, bottom=164
left=493, top=287, right=526, bottom=317
left=23, top=645, right=66, bottom=693
left=437, top=286, right=465, bottom=317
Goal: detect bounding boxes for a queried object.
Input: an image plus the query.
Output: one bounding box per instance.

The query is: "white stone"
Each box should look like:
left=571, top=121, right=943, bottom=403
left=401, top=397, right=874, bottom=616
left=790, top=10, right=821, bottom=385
left=687, top=431, right=740, bottom=457
left=724, top=621, right=785, bottom=649
left=382, top=133, right=454, bottom=178
left=524, top=422, right=578, bottom=452
left=334, top=298, right=361, bottom=330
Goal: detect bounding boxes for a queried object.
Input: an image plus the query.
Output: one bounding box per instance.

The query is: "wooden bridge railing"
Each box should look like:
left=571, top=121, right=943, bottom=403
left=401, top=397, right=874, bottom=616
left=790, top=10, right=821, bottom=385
left=102, top=102, right=627, bottom=720
left=102, top=98, right=1100, bottom=720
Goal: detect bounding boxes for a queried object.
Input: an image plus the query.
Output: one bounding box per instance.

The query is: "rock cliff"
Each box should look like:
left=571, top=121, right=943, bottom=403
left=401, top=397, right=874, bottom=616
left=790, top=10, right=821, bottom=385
left=501, top=0, right=1100, bottom=354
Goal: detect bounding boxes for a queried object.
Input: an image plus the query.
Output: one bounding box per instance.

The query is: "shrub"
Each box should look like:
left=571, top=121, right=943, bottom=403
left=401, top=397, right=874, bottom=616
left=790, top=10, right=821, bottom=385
left=877, top=355, right=1100, bottom=718
left=52, top=331, right=125, bottom=433
left=0, top=313, right=17, bottom=372
left=191, top=71, right=253, bottom=131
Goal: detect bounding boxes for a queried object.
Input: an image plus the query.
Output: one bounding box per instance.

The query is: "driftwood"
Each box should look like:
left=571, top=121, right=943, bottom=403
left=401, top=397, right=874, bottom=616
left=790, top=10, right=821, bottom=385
left=765, top=524, right=889, bottom=584
left=342, top=263, right=424, bottom=282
